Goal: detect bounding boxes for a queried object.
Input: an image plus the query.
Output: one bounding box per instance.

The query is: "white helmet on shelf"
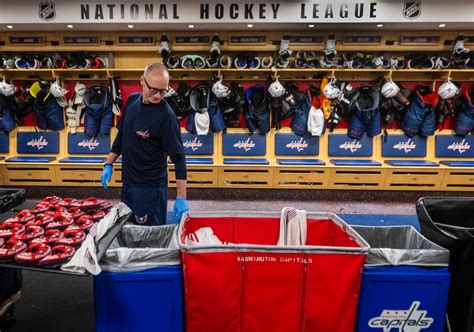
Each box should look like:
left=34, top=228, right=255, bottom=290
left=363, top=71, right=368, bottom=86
left=323, top=82, right=342, bottom=100
left=438, top=79, right=459, bottom=100
left=268, top=81, right=286, bottom=98
left=381, top=80, right=400, bottom=99
left=0, top=77, right=16, bottom=96
left=212, top=80, right=231, bottom=99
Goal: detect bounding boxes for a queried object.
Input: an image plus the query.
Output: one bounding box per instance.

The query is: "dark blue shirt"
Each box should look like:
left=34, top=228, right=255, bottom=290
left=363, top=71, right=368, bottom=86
left=111, top=93, right=186, bottom=187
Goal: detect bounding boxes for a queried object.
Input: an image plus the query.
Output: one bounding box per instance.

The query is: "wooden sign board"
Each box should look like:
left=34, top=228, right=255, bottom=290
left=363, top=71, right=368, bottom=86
left=9, top=36, right=45, bottom=45
left=175, top=36, right=210, bottom=44
left=118, top=36, right=155, bottom=45
left=343, top=35, right=382, bottom=44
left=464, top=36, right=474, bottom=44
left=288, top=36, right=323, bottom=44
left=400, top=35, right=440, bottom=45
left=63, top=36, right=99, bottom=45
left=229, top=36, right=266, bottom=45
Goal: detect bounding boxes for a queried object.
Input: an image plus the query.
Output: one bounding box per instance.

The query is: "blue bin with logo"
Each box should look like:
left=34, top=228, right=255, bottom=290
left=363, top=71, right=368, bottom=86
left=94, top=225, right=184, bottom=332
left=353, top=226, right=450, bottom=332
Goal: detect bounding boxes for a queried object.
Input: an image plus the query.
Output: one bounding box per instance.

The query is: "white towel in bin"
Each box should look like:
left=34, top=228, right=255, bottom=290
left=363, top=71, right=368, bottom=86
left=278, top=207, right=307, bottom=246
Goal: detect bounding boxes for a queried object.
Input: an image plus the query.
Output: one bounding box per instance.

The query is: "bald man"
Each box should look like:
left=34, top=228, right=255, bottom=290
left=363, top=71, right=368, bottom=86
left=101, top=63, right=189, bottom=225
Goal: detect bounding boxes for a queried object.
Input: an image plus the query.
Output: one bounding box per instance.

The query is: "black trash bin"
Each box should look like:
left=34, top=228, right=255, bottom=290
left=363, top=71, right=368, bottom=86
left=417, top=196, right=474, bottom=332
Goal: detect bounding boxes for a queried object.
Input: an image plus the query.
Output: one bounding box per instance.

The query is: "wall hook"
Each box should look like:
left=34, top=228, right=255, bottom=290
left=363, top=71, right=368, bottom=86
left=271, top=68, right=279, bottom=81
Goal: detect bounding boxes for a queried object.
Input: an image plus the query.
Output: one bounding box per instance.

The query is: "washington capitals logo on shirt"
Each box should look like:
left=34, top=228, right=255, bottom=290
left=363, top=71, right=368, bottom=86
left=39, top=1, right=56, bottom=21
left=368, top=301, right=433, bottom=331
left=136, top=130, right=150, bottom=140
left=26, top=136, right=48, bottom=150
left=183, top=137, right=203, bottom=151
left=393, top=138, right=417, bottom=153
left=286, top=138, right=309, bottom=152
left=339, top=140, right=362, bottom=153
left=78, top=138, right=100, bottom=151
left=403, top=0, right=421, bottom=20
left=135, top=214, right=148, bottom=224
left=447, top=139, right=471, bottom=154
left=233, top=138, right=256, bottom=152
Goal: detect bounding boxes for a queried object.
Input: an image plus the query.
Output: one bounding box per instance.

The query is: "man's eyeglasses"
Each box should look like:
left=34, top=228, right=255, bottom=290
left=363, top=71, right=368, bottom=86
left=143, top=76, right=168, bottom=95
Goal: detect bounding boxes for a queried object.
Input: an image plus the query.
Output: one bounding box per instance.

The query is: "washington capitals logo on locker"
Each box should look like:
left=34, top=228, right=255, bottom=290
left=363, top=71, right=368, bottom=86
left=78, top=138, right=100, bottom=151
left=184, top=137, right=203, bottom=152
left=27, top=136, right=48, bottom=150
left=233, top=138, right=256, bottom=152
left=393, top=138, right=417, bottom=153
left=286, top=138, right=309, bottom=152
left=39, top=1, right=56, bottom=21
left=403, top=0, right=421, bottom=19
left=339, top=140, right=362, bottom=153
left=447, top=139, right=471, bottom=154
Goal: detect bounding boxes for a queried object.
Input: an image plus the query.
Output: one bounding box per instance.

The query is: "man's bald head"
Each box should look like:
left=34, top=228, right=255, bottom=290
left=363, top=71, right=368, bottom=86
left=141, top=62, right=170, bottom=104
left=144, top=63, right=169, bottom=82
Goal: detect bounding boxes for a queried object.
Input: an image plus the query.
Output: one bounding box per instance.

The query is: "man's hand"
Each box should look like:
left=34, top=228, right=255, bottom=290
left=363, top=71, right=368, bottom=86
left=173, top=198, right=189, bottom=222
left=101, top=164, right=113, bottom=189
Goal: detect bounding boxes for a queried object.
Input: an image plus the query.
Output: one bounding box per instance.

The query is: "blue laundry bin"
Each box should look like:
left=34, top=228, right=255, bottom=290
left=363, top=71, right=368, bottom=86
left=353, top=226, right=450, bottom=332
left=94, top=225, right=184, bottom=332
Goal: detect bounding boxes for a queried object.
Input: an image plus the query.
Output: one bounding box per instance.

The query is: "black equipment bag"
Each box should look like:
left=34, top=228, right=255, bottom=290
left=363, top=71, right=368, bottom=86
left=0, top=267, right=22, bottom=318
left=416, top=197, right=474, bottom=332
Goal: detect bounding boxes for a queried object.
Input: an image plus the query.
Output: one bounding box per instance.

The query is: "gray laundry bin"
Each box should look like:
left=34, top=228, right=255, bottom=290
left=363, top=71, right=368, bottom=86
left=94, top=224, right=183, bottom=332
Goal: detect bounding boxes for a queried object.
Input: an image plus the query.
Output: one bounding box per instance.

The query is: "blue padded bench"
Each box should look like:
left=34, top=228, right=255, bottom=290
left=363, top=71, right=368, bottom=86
left=168, top=158, right=214, bottom=165
left=186, top=158, right=213, bottom=165
left=6, top=156, right=56, bottom=163
left=330, top=159, right=381, bottom=166
left=115, top=157, right=122, bottom=163
left=277, top=159, right=325, bottom=166
left=440, top=160, right=474, bottom=167
left=385, top=160, right=439, bottom=167
left=223, top=158, right=269, bottom=165
left=59, top=157, right=106, bottom=163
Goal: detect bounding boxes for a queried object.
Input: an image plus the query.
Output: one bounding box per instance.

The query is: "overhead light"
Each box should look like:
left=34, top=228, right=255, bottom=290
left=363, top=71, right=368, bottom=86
left=308, top=24, right=315, bottom=28
left=439, top=23, right=446, bottom=28
left=6, top=25, right=13, bottom=29
left=247, top=24, right=253, bottom=28
left=67, top=24, right=73, bottom=29
left=377, top=24, right=383, bottom=28
left=188, top=24, right=195, bottom=28
left=127, top=24, right=134, bottom=29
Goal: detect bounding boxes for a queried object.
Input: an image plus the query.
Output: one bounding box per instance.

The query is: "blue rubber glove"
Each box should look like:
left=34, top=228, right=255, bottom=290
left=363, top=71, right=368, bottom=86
left=101, top=164, right=113, bottom=189
left=173, top=198, right=189, bottom=222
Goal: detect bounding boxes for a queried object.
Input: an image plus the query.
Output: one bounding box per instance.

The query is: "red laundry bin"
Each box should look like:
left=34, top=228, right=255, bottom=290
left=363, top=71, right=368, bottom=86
left=178, top=211, right=369, bottom=332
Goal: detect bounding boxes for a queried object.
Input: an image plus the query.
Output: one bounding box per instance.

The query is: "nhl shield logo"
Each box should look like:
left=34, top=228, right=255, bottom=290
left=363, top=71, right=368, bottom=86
left=403, top=0, right=421, bottom=19
left=39, top=1, right=56, bottom=21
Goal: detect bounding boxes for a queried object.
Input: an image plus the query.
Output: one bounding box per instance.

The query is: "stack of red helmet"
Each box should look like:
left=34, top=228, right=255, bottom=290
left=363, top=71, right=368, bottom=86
left=0, top=196, right=112, bottom=268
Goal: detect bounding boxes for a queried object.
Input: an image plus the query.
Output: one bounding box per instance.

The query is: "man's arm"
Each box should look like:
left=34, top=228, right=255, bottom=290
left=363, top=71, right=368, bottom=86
left=105, top=152, right=120, bottom=165
left=170, top=153, right=189, bottom=219
left=175, top=179, right=187, bottom=198
left=101, top=104, right=125, bottom=188
left=108, top=120, right=123, bottom=162
left=169, top=153, right=187, bottom=198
